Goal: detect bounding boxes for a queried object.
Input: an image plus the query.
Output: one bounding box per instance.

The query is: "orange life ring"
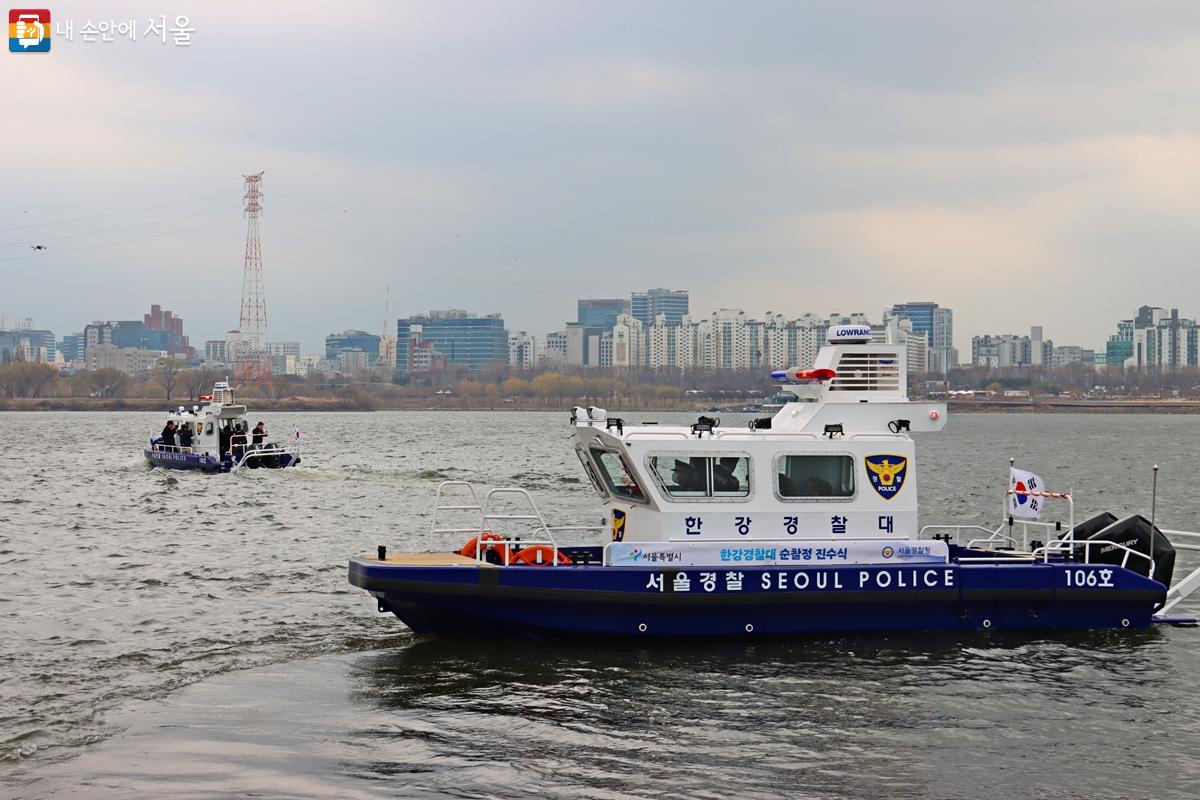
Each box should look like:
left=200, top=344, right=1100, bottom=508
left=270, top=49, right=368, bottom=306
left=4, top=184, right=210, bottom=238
left=511, top=545, right=572, bottom=566
left=458, top=531, right=510, bottom=563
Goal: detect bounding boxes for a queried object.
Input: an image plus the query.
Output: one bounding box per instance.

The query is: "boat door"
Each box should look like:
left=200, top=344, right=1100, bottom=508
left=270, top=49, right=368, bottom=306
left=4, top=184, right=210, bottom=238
left=198, top=414, right=218, bottom=456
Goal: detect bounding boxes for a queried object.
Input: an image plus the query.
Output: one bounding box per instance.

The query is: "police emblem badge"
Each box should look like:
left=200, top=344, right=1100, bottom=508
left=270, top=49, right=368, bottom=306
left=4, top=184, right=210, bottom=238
left=864, top=455, right=908, bottom=500
left=611, top=509, right=627, bottom=541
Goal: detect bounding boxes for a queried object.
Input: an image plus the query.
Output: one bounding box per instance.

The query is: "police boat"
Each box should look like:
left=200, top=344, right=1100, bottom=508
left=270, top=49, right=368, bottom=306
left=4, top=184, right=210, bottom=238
left=348, top=326, right=1200, bottom=638
left=144, top=381, right=301, bottom=473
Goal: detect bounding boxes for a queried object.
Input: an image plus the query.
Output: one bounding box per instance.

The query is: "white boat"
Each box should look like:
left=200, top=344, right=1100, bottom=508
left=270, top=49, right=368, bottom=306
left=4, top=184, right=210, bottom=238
left=349, top=325, right=1200, bottom=638
left=144, top=381, right=301, bottom=473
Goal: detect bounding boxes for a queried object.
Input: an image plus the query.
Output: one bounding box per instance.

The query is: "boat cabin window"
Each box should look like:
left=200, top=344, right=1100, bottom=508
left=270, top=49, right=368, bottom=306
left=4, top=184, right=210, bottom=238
left=590, top=449, right=646, bottom=502
left=575, top=447, right=606, bottom=497
left=646, top=453, right=751, bottom=500
left=776, top=454, right=855, bottom=499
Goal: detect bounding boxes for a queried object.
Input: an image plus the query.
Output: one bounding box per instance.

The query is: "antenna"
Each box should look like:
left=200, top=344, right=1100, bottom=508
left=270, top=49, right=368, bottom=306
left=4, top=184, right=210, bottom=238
left=235, top=171, right=272, bottom=394
left=382, top=283, right=390, bottom=340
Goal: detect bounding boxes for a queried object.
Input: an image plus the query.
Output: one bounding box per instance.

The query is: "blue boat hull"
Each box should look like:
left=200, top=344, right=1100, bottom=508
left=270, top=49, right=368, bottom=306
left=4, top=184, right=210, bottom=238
left=348, top=554, right=1168, bottom=638
left=144, top=449, right=298, bottom=473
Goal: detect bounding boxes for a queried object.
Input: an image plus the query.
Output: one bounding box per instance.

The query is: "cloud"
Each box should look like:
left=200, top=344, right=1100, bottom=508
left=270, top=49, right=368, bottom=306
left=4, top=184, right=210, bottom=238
left=510, top=56, right=702, bottom=109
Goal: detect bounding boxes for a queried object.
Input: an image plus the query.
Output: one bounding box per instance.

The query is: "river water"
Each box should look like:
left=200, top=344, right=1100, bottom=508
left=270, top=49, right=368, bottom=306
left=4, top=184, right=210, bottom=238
left=1, top=411, right=1198, bottom=799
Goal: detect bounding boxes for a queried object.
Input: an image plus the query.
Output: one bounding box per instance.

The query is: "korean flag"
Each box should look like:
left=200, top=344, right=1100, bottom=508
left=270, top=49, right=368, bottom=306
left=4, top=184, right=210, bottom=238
left=1009, top=467, right=1045, bottom=519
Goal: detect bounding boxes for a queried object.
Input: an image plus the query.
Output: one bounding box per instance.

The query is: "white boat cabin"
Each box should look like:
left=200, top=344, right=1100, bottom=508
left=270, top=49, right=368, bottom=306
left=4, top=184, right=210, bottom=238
left=571, top=326, right=947, bottom=546
left=154, top=381, right=252, bottom=457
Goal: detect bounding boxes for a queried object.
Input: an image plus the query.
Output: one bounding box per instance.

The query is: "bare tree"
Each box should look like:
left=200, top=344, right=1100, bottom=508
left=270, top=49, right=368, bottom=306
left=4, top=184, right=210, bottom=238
left=181, top=368, right=219, bottom=400
left=25, top=363, right=57, bottom=397
left=86, top=368, right=129, bottom=398
left=157, top=358, right=184, bottom=401
left=0, top=362, right=58, bottom=398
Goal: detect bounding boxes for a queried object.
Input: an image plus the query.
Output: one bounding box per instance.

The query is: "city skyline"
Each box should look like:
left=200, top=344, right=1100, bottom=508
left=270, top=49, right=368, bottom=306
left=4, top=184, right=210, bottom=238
left=3, top=294, right=1187, bottom=368
left=8, top=3, right=1200, bottom=357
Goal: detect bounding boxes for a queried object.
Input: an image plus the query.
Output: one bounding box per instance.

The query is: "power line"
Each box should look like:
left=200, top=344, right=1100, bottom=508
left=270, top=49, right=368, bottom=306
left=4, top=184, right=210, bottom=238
left=0, top=188, right=242, bottom=233
left=0, top=218, right=241, bottom=263
left=0, top=205, right=242, bottom=248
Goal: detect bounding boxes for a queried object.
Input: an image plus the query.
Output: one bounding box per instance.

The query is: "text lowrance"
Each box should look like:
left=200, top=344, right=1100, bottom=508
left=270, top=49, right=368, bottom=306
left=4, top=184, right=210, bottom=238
left=644, top=565, right=957, bottom=593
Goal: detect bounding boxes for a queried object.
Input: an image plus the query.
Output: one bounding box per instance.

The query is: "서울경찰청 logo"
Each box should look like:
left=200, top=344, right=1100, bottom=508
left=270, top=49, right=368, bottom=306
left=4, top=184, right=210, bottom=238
left=9, top=8, right=50, bottom=52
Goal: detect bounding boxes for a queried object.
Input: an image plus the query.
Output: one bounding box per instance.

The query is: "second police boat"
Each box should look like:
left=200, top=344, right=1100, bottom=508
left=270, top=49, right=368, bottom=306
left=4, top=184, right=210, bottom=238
left=145, top=381, right=301, bottom=473
left=349, top=326, right=1200, bottom=637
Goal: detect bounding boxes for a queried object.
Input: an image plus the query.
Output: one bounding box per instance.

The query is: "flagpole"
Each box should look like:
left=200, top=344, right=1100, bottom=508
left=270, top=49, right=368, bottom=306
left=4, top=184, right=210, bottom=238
left=1005, top=457, right=1015, bottom=527
left=1149, top=465, right=1159, bottom=581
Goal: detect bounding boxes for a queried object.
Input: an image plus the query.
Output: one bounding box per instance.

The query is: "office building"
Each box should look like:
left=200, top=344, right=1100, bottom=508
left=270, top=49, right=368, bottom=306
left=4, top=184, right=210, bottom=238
left=267, top=341, right=301, bottom=359
left=86, top=345, right=167, bottom=375
left=1, top=321, right=55, bottom=363
left=541, top=331, right=567, bottom=364
left=60, top=333, right=86, bottom=363
left=631, top=288, right=689, bottom=327
left=888, top=302, right=956, bottom=373
left=205, top=340, right=227, bottom=365
left=508, top=331, right=537, bottom=369
left=326, top=330, right=381, bottom=364
left=337, top=349, right=371, bottom=377
left=378, top=335, right=398, bottom=369
left=397, top=310, right=508, bottom=373
left=142, top=304, right=194, bottom=357
left=577, top=299, right=630, bottom=329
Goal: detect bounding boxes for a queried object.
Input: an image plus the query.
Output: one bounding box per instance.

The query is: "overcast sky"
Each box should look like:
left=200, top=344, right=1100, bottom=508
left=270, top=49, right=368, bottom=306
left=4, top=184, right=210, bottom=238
left=6, top=1, right=1200, bottom=355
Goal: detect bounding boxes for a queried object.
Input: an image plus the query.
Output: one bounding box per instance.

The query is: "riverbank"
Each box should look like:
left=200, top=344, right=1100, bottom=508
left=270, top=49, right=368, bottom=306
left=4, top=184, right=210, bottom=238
left=5, top=397, right=1200, bottom=413
left=947, top=398, right=1200, bottom=413
left=0, top=396, right=371, bottom=412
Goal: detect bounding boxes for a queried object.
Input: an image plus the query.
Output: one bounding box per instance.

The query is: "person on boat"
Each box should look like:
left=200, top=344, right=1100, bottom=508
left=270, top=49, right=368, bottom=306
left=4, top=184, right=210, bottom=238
left=219, top=423, right=231, bottom=458
left=251, top=421, right=267, bottom=447
left=178, top=422, right=193, bottom=453
left=713, top=457, right=742, bottom=492
left=230, top=424, right=248, bottom=461
left=160, top=420, right=177, bottom=450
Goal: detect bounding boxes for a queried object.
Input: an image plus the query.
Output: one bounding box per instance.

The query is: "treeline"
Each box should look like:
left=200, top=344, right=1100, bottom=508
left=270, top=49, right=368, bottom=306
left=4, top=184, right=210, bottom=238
left=945, top=364, right=1200, bottom=396
left=12, top=356, right=1198, bottom=410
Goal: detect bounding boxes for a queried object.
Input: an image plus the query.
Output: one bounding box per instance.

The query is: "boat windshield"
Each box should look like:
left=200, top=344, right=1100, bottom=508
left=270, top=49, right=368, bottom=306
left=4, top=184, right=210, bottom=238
left=776, top=454, right=855, bottom=499
left=590, top=449, right=645, bottom=502
left=575, top=447, right=605, bottom=496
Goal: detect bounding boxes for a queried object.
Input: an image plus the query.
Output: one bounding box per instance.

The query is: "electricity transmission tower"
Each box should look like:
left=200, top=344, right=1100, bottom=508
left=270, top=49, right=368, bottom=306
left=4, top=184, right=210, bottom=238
left=235, top=171, right=273, bottom=394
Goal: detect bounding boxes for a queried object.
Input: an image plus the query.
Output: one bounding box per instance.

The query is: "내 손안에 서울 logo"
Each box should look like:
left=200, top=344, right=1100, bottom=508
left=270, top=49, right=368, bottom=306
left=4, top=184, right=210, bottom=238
left=864, top=455, right=908, bottom=500
left=9, top=8, right=50, bottom=52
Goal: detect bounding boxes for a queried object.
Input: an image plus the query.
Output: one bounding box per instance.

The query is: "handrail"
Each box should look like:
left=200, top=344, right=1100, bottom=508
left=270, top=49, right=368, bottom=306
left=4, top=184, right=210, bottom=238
left=429, top=481, right=483, bottom=552
left=427, top=481, right=604, bottom=563
left=1032, top=538, right=1154, bottom=575
left=481, top=488, right=557, bottom=548
left=919, top=524, right=1016, bottom=551
left=231, top=444, right=295, bottom=472
left=150, top=443, right=193, bottom=454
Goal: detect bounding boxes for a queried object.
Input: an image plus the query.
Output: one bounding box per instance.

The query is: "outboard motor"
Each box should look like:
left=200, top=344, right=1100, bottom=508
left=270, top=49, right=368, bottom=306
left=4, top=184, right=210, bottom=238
left=1072, top=513, right=1176, bottom=587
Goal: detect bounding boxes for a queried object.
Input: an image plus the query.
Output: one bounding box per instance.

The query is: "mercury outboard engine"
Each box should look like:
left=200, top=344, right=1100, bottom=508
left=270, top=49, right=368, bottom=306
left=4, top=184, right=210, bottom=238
left=1071, top=512, right=1176, bottom=587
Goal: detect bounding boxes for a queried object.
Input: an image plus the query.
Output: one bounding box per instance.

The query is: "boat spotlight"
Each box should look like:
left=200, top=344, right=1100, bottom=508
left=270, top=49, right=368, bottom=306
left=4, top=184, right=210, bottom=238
left=888, top=419, right=911, bottom=433
left=823, top=423, right=844, bottom=439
